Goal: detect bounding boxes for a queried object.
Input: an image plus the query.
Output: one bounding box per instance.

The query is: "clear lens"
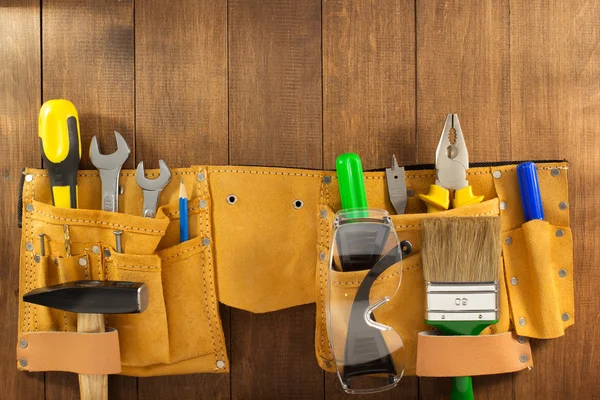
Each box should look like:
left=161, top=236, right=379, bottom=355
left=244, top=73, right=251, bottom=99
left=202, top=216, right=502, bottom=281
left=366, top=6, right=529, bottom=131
left=327, top=209, right=406, bottom=394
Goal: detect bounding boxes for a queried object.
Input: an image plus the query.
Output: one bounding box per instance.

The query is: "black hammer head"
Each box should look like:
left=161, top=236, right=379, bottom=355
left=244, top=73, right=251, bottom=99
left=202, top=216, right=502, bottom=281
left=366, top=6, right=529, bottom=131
left=23, top=280, right=148, bottom=314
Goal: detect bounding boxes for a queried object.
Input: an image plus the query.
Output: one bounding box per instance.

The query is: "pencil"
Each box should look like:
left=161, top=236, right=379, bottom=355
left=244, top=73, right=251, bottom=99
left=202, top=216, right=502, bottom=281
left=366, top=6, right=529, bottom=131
left=179, top=180, right=189, bottom=242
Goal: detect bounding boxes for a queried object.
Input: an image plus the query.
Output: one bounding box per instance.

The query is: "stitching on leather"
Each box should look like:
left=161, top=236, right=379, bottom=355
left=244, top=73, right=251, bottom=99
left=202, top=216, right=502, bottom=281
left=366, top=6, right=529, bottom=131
left=318, top=181, right=325, bottom=353
left=83, top=248, right=90, bottom=280
left=165, top=206, right=200, bottom=217
left=113, top=263, right=161, bottom=270
left=394, top=223, right=423, bottom=229
left=161, top=244, right=203, bottom=262
left=29, top=180, right=36, bottom=332
left=210, top=169, right=322, bottom=178
left=28, top=171, right=198, bottom=178
left=208, top=247, right=226, bottom=360
left=199, top=170, right=225, bottom=361
left=30, top=210, right=166, bottom=234
left=199, top=245, right=218, bottom=360
left=24, top=164, right=568, bottom=179
left=331, top=263, right=422, bottom=285
left=24, top=179, right=30, bottom=332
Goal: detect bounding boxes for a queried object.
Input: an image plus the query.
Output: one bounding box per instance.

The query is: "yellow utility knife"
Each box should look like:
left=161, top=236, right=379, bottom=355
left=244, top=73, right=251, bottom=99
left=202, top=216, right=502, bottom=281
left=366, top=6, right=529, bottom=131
left=418, top=114, right=483, bottom=213
left=38, top=99, right=82, bottom=208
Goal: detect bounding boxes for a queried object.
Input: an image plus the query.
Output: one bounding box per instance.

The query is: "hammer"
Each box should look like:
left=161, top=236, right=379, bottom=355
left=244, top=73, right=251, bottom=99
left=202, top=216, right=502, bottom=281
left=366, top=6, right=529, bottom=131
left=23, top=280, right=148, bottom=400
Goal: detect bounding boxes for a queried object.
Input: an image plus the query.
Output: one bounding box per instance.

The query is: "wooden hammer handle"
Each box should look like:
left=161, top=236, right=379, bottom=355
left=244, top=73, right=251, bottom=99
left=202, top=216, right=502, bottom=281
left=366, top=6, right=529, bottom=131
left=77, top=313, right=108, bottom=400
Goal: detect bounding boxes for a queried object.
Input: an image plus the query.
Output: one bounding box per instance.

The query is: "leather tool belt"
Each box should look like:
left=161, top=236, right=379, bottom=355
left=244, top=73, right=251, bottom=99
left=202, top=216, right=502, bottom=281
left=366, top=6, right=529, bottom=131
left=16, top=161, right=574, bottom=377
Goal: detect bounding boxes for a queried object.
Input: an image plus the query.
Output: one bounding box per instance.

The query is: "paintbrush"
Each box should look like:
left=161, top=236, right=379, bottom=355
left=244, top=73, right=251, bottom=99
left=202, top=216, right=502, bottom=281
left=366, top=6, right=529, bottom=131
left=422, top=216, right=502, bottom=400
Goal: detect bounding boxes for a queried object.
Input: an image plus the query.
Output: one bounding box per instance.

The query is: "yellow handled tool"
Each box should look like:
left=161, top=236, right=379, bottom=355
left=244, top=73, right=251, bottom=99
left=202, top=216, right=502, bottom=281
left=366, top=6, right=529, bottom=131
left=418, top=114, right=483, bottom=213
left=38, top=99, right=82, bottom=209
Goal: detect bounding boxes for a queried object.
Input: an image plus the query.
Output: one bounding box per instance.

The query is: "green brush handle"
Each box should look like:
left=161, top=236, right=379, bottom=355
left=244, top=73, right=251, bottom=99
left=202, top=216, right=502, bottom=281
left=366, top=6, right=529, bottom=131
left=427, top=320, right=497, bottom=400
left=451, top=376, right=474, bottom=400
left=336, top=153, right=368, bottom=210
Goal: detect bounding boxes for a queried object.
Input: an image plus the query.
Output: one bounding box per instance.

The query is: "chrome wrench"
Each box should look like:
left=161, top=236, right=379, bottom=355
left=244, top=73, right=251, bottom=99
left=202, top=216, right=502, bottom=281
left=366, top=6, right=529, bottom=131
left=135, top=160, right=171, bottom=218
left=89, top=131, right=131, bottom=212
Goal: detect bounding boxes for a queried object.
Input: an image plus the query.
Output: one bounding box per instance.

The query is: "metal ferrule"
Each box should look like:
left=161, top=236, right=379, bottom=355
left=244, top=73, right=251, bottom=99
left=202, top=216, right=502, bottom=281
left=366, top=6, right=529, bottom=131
left=425, top=281, right=499, bottom=321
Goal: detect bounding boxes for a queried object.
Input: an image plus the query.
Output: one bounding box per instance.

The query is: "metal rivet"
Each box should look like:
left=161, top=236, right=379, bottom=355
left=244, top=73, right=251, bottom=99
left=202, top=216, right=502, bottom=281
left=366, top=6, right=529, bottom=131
left=104, top=249, right=111, bottom=258
left=19, top=358, right=28, bottom=368
left=322, top=176, right=332, bottom=184
left=407, top=188, right=414, bottom=197
left=200, top=200, right=207, bottom=209
left=551, top=168, right=560, bottom=177
left=519, top=317, right=526, bottom=326
left=216, top=360, right=226, bottom=369
left=504, top=237, right=513, bottom=245
left=79, top=257, right=88, bottom=267
left=319, top=252, right=326, bottom=261
left=119, top=186, right=124, bottom=195
left=559, top=202, right=568, bottom=210
left=441, top=315, right=445, bottom=320
left=320, top=209, right=327, bottom=219
left=202, top=238, right=211, bottom=246
left=556, top=229, right=564, bottom=238
left=19, top=339, right=28, bottom=349
left=197, top=172, right=205, bottom=182
left=478, top=314, right=483, bottom=319
left=517, top=336, right=527, bottom=344
left=227, top=195, right=237, bottom=205
left=561, top=313, right=570, bottom=322
left=499, top=201, right=507, bottom=210
left=293, top=200, right=304, bottom=209
left=25, top=242, right=34, bottom=251
left=511, top=277, right=518, bottom=286
left=520, top=354, right=529, bottom=363
left=558, top=269, right=567, bottom=278
left=25, top=174, right=33, bottom=182
left=34, top=254, right=40, bottom=263
left=92, top=246, right=101, bottom=254
left=25, top=203, right=34, bottom=212
left=493, top=171, right=502, bottom=179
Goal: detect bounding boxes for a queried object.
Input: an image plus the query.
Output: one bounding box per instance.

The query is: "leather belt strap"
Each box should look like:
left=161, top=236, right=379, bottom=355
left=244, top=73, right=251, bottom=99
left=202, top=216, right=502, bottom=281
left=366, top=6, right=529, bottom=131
left=16, top=328, right=121, bottom=375
left=416, top=331, right=533, bottom=377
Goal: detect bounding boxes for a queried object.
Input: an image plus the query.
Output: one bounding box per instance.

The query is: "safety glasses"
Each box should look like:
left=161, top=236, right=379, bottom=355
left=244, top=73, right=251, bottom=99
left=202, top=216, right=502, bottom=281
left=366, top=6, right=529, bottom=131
left=327, top=209, right=412, bottom=394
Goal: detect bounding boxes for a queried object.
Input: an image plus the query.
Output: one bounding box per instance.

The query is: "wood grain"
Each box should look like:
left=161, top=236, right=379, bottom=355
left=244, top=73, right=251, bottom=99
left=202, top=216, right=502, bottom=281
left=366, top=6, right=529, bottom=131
left=0, top=2, right=44, bottom=400
left=1, top=1, right=599, bottom=399
left=228, top=0, right=322, bottom=167
left=416, top=1, right=512, bottom=398
left=42, top=0, right=135, bottom=170
left=135, top=0, right=228, bottom=167
left=510, top=1, right=600, bottom=399
left=228, top=0, right=324, bottom=398
left=323, top=0, right=417, bottom=398
left=416, top=0, right=511, bottom=165
left=134, top=0, right=229, bottom=399
left=41, top=1, right=137, bottom=398
left=323, top=0, right=417, bottom=169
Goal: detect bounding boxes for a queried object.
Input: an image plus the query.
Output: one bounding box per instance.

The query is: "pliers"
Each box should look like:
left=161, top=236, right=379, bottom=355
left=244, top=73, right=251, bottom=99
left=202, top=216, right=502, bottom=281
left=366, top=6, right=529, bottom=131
left=418, top=114, right=483, bottom=213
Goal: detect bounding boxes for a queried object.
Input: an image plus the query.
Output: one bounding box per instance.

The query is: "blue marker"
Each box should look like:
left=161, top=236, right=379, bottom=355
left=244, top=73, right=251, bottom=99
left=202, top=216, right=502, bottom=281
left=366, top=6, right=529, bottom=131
left=516, top=162, right=544, bottom=222
left=179, top=180, right=189, bottom=242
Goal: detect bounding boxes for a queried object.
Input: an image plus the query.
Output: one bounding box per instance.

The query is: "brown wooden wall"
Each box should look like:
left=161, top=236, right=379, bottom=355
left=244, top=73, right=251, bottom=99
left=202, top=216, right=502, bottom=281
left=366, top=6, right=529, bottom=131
left=1, top=0, right=598, bottom=399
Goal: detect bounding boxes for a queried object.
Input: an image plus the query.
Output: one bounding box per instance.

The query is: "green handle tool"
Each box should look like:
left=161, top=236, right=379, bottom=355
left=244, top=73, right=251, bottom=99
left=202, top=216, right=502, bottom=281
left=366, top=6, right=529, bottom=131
left=336, top=153, right=368, bottom=210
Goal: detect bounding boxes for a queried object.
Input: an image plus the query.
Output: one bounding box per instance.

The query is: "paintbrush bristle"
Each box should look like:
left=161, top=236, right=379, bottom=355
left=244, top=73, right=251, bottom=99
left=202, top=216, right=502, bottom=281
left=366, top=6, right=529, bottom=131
left=422, top=216, right=502, bottom=283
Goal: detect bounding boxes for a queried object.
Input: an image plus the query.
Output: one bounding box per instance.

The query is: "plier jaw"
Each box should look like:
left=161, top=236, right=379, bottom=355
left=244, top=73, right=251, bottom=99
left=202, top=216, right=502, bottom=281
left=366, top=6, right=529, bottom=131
left=418, top=114, right=483, bottom=213
left=434, top=114, right=469, bottom=190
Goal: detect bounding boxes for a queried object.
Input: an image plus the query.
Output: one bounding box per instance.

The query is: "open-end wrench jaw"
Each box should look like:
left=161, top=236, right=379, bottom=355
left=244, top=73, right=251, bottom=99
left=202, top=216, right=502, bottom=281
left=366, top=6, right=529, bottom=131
left=135, top=160, right=171, bottom=218
left=89, top=131, right=131, bottom=212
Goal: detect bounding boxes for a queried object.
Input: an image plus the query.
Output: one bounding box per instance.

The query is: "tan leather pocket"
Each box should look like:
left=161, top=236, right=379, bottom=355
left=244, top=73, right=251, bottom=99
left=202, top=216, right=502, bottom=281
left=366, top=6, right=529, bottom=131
left=106, top=252, right=169, bottom=367
left=315, top=199, right=505, bottom=376
left=157, top=237, right=228, bottom=368
left=502, top=220, right=574, bottom=338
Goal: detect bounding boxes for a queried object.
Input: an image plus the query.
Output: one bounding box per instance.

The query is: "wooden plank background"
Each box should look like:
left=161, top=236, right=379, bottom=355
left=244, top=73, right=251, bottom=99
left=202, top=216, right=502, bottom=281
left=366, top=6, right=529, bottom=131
left=1, top=0, right=598, bottom=399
